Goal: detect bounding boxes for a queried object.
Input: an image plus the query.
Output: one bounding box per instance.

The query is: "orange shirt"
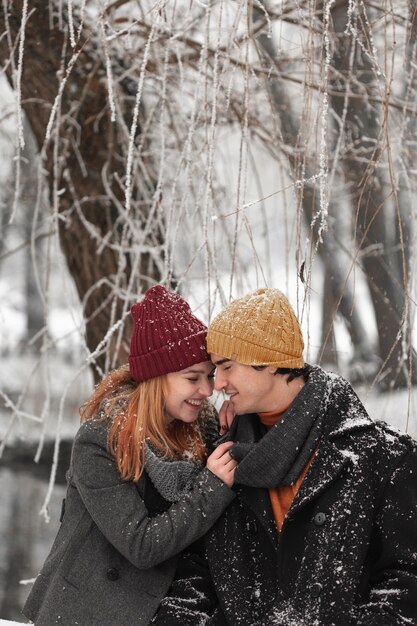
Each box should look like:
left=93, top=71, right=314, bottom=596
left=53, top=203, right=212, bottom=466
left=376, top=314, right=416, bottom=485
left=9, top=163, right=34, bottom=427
left=258, top=408, right=316, bottom=533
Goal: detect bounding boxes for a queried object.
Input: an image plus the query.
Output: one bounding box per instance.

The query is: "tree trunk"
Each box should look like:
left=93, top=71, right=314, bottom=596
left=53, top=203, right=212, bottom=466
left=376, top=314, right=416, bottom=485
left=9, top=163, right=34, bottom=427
left=396, top=0, right=417, bottom=282
left=330, top=1, right=417, bottom=388
left=0, top=1, right=161, bottom=379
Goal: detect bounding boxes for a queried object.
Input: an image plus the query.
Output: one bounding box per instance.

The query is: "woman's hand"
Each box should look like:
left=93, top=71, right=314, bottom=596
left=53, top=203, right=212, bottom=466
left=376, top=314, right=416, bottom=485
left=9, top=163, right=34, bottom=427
left=206, top=441, right=237, bottom=488
left=218, top=400, right=236, bottom=435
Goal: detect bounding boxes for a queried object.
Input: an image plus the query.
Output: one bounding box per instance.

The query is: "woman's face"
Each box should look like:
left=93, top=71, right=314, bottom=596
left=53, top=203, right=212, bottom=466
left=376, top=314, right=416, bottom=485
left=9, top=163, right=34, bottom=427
left=164, top=361, right=215, bottom=423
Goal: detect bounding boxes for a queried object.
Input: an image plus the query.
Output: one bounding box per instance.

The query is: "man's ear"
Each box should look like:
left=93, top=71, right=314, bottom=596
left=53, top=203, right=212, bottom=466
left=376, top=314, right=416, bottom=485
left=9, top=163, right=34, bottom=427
left=267, top=366, right=277, bottom=375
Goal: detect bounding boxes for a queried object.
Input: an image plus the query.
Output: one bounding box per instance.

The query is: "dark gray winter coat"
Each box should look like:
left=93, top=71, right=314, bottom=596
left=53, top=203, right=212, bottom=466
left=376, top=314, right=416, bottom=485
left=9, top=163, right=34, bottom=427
left=22, top=417, right=235, bottom=626
left=206, top=370, right=417, bottom=625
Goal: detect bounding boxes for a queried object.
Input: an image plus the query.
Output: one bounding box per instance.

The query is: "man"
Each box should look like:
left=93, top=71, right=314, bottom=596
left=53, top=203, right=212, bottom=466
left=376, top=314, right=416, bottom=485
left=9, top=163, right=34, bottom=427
left=203, top=287, right=417, bottom=625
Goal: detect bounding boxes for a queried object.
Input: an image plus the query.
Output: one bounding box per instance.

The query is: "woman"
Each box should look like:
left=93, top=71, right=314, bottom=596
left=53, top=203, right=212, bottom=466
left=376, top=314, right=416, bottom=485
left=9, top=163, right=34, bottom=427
left=23, top=285, right=236, bottom=626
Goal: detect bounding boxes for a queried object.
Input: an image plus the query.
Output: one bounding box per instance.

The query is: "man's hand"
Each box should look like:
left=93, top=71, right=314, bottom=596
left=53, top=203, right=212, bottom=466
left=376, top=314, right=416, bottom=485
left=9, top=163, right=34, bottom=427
left=206, top=441, right=237, bottom=488
left=218, top=400, right=236, bottom=434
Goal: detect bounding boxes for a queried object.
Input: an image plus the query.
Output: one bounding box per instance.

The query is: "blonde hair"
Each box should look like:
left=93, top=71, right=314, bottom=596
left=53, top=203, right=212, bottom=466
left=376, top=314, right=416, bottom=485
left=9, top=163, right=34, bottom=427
left=80, top=365, right=207, bottom=482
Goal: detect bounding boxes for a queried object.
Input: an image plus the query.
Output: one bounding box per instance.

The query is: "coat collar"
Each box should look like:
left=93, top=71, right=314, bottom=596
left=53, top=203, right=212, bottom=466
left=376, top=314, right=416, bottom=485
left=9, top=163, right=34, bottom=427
left=289, top=372, right=376, bottom=514
left=321, top=370, right=375, bottom=439
left=288, top=441, right=349, bottom=515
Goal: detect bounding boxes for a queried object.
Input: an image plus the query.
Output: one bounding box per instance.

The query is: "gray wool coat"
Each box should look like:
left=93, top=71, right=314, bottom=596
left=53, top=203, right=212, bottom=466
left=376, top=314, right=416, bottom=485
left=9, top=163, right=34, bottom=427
left=22, top=418, right=235, bottom=626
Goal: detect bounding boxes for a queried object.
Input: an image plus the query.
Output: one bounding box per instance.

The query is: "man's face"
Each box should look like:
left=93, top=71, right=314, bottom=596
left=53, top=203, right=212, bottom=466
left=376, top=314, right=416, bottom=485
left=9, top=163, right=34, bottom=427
left=211, top=353, right=285, bottom=415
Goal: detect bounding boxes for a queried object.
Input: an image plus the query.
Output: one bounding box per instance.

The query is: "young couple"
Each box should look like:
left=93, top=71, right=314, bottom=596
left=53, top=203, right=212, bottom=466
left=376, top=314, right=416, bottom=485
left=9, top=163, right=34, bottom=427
left=23, top=286, right=417, bottom=625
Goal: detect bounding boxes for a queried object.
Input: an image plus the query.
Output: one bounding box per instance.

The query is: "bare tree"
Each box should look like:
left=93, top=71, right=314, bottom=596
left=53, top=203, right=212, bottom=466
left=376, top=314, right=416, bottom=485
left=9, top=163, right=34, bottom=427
left=328, top=1, right=416, bottom=387
left=0, top=0, right=162, bottom=378
left=249, top=1, right=416, bottom=387
left=251, top=4, right=374, bottom=371
left=0, top=0, right=416, bottom=418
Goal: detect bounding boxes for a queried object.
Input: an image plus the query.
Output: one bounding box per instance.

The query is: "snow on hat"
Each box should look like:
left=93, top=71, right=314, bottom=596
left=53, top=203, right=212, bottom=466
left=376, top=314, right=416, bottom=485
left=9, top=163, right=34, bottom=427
left=128, top=285, right=209, bottom=382
left=207, top=288, right=304, bottom=368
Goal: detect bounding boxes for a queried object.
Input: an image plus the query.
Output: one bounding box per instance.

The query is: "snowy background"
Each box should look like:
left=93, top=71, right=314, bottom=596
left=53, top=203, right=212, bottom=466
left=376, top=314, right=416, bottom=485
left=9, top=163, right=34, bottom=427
left=1, top=0, right=417, bottom=622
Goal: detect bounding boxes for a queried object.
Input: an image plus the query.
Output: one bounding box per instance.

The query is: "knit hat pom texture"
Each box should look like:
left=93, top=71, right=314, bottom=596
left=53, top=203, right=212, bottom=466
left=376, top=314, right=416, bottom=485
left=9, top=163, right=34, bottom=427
left=207, top=288, right=304, bottom=368
left=129, top=285, right=209, bottom=382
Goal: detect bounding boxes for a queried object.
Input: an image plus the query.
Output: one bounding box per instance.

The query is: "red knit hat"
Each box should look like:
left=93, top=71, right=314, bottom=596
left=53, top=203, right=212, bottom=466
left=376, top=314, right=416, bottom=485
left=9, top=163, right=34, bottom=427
left=128, top=285, right=209, bottom=382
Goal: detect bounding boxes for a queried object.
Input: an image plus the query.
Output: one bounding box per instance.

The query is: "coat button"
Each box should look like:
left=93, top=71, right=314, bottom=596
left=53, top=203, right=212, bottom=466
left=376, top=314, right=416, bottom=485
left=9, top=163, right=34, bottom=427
left=311, top=582, right=322, bottom=598
left=313, top=512, right=326, bottom=526
left=106, top=567, right=120, bottom=581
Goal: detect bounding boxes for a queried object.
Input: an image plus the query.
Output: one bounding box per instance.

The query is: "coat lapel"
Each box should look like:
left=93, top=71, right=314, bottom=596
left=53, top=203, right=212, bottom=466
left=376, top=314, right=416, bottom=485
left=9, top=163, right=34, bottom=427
left=288, top=374, right=376, bottom=515
left=288, top=441, right=349, bottom=515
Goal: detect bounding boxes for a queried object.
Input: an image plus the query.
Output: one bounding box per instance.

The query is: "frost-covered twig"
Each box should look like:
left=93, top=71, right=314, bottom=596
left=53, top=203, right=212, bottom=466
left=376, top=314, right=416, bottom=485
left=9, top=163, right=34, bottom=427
left=39, top=361, right=90, bottom=522
left=311, top=0, right=334, bottom=244
left=100, top=14, right=117, bottom=122
left=125, top=13, right=158, bottom=213
left=14, top=0, right=29, bottom=149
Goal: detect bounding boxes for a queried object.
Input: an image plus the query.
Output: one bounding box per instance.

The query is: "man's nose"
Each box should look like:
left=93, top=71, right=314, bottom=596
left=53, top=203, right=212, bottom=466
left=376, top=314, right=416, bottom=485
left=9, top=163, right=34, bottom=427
left=214, top=370, right=226, bottom=391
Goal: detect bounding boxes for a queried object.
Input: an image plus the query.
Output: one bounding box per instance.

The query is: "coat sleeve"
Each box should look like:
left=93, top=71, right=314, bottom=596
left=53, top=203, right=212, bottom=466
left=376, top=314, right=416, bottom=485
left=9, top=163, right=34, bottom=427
left=71, top=420, right=235, bottom=570
left=353, top=443, right=417, bottom=625
left=150, top=549, right=219, bottom=624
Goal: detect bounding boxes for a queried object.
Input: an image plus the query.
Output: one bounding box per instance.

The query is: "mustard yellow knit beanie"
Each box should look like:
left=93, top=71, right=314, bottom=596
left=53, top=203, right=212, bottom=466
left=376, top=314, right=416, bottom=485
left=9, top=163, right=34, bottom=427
left=207, top=288, right=304, bottom=368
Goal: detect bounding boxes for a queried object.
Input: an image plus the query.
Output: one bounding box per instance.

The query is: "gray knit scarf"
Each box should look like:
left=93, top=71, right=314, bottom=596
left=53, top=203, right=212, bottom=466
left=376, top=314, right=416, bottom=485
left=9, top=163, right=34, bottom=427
left=144, top=403, right=219, bottom=503
left=231, top=366, right=333, bottom=488
left=144, top=442, right=203, bottom=503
